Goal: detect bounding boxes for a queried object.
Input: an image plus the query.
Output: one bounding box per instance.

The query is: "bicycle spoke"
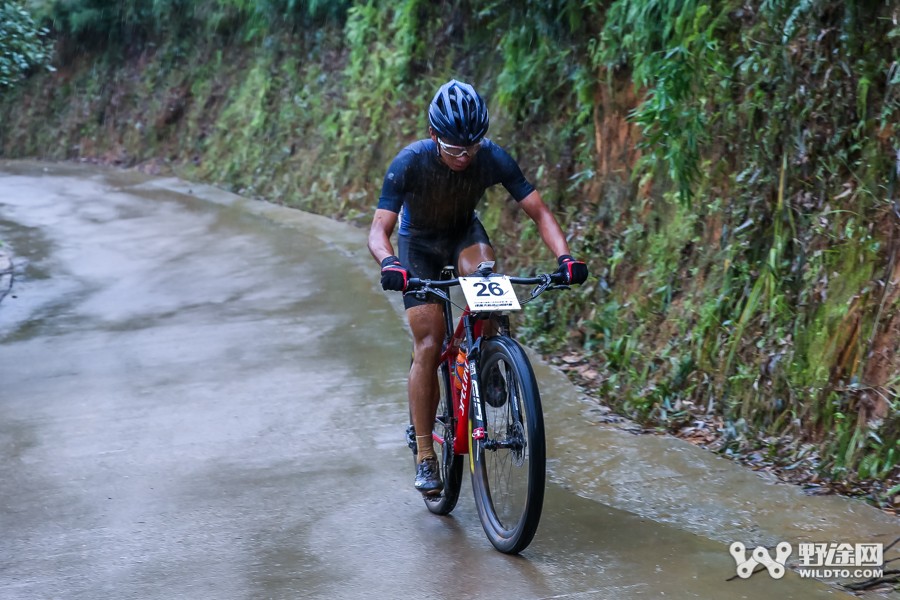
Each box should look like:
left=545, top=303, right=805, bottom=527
left=481, top=358, right=531, bottom=528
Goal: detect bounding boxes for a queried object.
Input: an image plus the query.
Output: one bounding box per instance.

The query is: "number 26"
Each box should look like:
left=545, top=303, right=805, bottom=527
left=475, top=282, right=504, bottom=297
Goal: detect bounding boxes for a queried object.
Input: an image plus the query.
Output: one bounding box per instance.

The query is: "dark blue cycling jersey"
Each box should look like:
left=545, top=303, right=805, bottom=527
left=377, top=139, right=535, bottom=237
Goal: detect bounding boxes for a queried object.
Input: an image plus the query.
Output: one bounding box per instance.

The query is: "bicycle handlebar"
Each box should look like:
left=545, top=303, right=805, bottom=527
left=404, top=271, right=568, bottom=305
left=406, top=271, right=565, bottom=290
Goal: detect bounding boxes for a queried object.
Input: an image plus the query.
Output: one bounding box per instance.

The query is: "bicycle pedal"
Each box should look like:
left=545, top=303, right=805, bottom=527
left=405, top=424, right=417, bottom=454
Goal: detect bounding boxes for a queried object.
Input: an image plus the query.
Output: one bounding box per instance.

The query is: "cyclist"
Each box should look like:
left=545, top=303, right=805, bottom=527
left=368, top=79, right=588, bottom=496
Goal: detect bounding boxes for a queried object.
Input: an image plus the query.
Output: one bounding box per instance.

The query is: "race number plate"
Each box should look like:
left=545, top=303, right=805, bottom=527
left=458, top=275, right=521, bottom=311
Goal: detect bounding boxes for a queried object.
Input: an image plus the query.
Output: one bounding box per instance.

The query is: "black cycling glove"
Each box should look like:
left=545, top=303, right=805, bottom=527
left=556, top=255, right=588, bottom=285
left=380, top=255, right=409, bottom=291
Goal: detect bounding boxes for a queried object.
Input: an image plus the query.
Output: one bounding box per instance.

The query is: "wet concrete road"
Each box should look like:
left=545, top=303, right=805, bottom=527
left=0, top=161, right=896, bottom=599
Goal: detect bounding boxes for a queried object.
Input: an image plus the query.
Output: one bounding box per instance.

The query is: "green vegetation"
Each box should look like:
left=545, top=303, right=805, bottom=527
left=0, top=1, right=53, bottom=88
left=1, top=0, right=898, bottom=506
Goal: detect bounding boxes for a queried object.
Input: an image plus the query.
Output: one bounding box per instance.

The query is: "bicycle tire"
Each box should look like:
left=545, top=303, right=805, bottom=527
left=424, top=362, right=464, bottom=515
left=470, top=336, right=545, bottom=553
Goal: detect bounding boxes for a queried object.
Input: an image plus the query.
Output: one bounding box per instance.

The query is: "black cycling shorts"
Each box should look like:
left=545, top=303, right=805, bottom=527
left=398, top=218, right=492, bottom=310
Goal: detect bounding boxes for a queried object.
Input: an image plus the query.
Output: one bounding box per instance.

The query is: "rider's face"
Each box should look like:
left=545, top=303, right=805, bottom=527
left=430, top=129, right=476, bottom=172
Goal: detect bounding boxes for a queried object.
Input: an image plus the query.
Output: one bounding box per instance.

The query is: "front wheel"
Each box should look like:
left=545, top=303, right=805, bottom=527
left=470, top=336, right=545, bottom=553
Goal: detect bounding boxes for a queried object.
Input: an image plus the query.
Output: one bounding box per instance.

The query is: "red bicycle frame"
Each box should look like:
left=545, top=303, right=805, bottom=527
left=435, top=306, right=484, bottom=456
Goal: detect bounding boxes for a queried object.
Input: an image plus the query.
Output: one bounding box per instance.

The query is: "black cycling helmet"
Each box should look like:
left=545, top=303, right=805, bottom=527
left=428, top=79, right=489, bottom=146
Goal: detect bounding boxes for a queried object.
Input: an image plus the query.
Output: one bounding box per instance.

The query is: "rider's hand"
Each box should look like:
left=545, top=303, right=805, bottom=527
left=556, top=255, right=588, bottom=285
left=380, top=255, right=409, bottom=291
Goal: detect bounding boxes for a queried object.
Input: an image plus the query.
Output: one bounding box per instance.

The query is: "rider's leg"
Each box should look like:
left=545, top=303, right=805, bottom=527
left=407, top=302, right=446, bottom=464
left=458, top=242, right=499, bottom=338
left=457, top=242, right=496, bottom=275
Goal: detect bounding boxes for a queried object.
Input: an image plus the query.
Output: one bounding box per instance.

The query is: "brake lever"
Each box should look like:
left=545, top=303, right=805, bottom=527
left=522, top=279, right=552, bottom=304
left=522, top=276, right=570, bottom=304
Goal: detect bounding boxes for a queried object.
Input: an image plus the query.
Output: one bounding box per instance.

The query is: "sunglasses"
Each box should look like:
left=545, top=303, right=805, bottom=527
left=437, top=137, right=482, bottom=158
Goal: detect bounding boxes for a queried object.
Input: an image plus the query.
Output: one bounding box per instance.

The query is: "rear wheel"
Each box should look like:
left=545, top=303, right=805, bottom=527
left=423, top=362, right=463, bottom=515
left=470, top=336, right=545, bottom=553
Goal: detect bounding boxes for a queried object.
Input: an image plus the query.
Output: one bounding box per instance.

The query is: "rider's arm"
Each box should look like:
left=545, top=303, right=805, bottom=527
left=519, top=190, right=571, bottom=259
left=368, top=208, right=400, bottom=264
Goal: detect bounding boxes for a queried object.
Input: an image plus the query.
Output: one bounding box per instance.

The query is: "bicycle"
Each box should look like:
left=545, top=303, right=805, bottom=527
left=404, top=261, right=568, bottom=554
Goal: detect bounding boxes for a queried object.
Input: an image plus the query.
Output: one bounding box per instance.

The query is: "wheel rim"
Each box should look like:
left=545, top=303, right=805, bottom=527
left=425, top=363, right=460, bottom=512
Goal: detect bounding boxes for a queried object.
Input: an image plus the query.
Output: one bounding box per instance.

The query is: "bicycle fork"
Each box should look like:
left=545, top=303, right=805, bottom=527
left=452, top=314, right=489, bottom=460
